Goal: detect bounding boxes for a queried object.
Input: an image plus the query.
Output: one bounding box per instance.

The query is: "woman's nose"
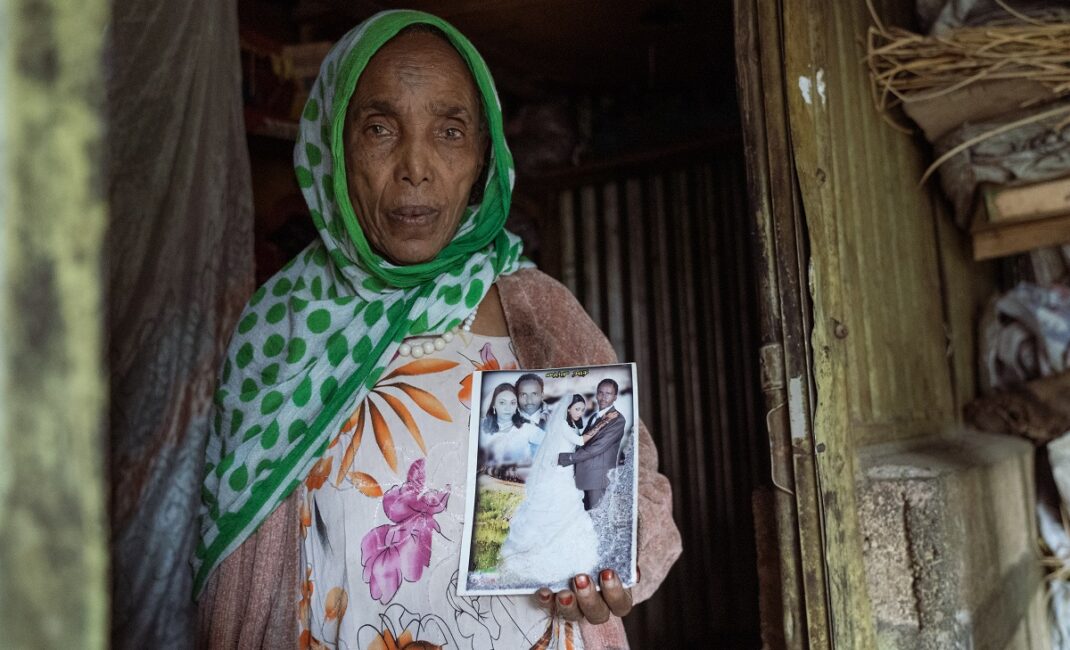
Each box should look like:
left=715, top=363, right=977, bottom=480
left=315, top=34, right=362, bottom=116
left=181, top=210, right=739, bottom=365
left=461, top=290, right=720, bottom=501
left=396, top=137, right=433, bottom=186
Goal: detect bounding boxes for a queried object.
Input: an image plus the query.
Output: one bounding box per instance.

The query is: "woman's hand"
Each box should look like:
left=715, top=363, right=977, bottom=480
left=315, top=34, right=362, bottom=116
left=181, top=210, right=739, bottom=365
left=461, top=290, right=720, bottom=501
left=581, top=432, right=594, bottom=444
left=534, top=569, right=633, bottom=624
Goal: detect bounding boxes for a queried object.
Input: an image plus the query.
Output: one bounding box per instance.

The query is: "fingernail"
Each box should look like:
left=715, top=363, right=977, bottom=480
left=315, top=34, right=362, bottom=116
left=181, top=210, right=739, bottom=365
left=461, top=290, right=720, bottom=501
left=559, top=594, right=573, bottom=606
left=575, top=575, right=590, bottom=589
left=538, top=591, right=552, bottom=602
left=600, top=569, right=615, bottom=583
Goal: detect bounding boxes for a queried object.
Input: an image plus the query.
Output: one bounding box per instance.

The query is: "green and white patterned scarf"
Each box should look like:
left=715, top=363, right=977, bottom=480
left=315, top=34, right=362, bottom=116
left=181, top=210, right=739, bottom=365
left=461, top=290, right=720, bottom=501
left=194, top=10, right=529, bottom=595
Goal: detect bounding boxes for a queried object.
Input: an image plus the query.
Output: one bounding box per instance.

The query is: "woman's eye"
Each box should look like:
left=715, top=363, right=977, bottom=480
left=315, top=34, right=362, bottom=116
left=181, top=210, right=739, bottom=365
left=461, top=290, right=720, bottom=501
left=444, top=127, right=463, bottom=140
left=367, top=124, right=389, bottom=136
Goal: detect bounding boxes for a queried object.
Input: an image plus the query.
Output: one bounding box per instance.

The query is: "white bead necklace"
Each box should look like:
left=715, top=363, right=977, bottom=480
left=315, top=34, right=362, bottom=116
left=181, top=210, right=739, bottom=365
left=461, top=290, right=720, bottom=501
left=397, top=307, right=478, bottom=358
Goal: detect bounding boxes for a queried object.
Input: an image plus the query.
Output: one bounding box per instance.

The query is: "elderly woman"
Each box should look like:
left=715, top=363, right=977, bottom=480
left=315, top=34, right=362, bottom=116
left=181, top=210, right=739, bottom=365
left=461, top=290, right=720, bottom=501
left=195, top=11, right=680, bottom=650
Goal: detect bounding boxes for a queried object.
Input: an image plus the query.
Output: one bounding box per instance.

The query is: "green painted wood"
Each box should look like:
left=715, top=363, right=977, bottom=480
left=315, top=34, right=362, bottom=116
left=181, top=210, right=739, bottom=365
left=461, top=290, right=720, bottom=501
left=735, top=0, right=830, bottom=647
left=0, top=0, right=109, bottom=647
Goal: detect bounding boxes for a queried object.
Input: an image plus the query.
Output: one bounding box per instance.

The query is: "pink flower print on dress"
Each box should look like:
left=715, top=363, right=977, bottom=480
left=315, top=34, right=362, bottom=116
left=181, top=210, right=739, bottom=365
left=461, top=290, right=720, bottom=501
left=360, top=515, right=441, bottom=603
left=383, top=458, right=450, bottom=521
left=360, top=459, right=450, bottom=604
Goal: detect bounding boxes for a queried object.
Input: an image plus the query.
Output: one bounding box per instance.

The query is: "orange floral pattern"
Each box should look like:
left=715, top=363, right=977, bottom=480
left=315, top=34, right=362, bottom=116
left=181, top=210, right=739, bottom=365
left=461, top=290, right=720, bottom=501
left=334, top=358, right=459, bottom=481
left=457, top=342, right=518, bottom=408
left=299, top=499, right=312, bottom=538
left=325, top=586, right=348, bottom=621
left=298, top=566, right=314, bottom=648
left=306, top=456, right=333, bottom=490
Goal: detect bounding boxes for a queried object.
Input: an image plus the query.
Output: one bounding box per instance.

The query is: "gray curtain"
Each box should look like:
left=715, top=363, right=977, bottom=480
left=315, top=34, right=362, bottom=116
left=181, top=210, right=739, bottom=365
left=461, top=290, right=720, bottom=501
left=106, top=0, right=254, bottom=646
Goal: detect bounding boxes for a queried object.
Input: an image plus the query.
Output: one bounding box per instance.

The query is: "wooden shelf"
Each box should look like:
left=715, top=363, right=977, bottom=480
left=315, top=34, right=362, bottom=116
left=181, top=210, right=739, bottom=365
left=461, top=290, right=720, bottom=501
left=970, top=176, right=1070, bottom=260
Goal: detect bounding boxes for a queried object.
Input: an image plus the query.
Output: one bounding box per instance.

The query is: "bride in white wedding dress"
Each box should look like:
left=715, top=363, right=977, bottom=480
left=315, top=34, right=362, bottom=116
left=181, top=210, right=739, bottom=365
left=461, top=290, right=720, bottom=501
left=498, top=394, right=601, bottom=584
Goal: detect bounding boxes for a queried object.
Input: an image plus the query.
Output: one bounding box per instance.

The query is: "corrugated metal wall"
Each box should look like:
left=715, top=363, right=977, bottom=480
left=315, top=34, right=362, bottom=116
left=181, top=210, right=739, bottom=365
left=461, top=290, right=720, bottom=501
left=533, top=139, right=766, bottom=647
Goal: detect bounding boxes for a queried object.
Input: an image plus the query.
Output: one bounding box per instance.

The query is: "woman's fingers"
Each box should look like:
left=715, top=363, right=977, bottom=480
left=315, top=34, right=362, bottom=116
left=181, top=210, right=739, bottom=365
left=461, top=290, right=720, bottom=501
left=554, top=587, right=583, bottom=621
left=573, top=574, right=611, bottom=624
left=534, top=587, right=555, bottom=613
left=538, top=570, right=632, bottom=625
left=599, top=569, right=633, bottom=618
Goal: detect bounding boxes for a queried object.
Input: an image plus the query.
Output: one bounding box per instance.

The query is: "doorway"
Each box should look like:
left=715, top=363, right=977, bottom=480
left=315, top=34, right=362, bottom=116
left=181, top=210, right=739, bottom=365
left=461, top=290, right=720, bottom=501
left=238, top=0, right=767, bottom=646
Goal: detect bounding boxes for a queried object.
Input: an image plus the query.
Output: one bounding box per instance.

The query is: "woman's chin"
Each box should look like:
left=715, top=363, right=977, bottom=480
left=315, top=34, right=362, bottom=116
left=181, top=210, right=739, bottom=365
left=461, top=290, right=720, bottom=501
left=377, top=241, right=443, bottom=265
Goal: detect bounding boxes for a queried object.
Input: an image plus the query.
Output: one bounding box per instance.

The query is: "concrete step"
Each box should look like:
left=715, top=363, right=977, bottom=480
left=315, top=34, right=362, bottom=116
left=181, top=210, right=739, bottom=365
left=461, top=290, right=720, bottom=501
left=856, top=431, right=1048, bottom=650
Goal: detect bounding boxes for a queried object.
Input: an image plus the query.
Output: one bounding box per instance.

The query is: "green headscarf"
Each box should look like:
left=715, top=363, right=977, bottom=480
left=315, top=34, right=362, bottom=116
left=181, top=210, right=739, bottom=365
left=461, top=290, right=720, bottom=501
left=194, top=10, right=529, bottom=595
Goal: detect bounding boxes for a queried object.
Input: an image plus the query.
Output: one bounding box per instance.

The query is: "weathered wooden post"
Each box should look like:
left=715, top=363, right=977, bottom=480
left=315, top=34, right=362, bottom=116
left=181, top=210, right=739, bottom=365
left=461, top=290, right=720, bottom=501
left=0, top=0, right=109, bottom=647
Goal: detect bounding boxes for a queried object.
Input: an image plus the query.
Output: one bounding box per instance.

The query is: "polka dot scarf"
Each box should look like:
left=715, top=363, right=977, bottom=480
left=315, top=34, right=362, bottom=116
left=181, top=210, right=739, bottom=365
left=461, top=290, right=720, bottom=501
left=193, top=10, right=529, bottom=595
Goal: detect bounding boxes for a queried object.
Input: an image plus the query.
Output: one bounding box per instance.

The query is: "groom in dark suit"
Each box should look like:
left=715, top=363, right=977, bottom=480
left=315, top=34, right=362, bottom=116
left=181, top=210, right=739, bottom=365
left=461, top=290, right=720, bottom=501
left=558, top=378, right=627, bottom=510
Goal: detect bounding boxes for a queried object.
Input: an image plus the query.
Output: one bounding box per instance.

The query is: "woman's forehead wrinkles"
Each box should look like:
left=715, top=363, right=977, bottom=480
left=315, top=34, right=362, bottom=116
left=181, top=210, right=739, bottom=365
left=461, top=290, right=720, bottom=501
left=393, top=61, right=438, bottom=87
left=350, top=97, right=473, bottom=121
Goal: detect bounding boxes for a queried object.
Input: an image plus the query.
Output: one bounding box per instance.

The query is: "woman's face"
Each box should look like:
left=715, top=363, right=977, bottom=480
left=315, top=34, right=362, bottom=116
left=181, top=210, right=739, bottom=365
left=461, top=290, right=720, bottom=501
left=493, top=391, right=517, bottom=419
left=344, top=31, right=486, bottom=265
left=568, top=401, right=585, bottom=423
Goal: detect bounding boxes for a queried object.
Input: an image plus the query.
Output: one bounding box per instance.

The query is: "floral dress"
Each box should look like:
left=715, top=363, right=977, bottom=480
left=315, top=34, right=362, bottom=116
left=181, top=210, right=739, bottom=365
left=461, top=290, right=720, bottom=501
left=297, top=332, right=584, bottom=650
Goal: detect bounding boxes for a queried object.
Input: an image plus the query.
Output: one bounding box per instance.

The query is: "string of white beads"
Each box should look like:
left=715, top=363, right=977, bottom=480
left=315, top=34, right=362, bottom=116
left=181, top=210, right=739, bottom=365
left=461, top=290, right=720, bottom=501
left=397, top=308, right=478, bottom=358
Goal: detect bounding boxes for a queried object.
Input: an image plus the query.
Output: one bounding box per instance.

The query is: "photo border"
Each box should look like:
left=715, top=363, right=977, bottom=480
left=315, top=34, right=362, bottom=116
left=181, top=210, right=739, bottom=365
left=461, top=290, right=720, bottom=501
left=457, top=362, right=639, bottom=596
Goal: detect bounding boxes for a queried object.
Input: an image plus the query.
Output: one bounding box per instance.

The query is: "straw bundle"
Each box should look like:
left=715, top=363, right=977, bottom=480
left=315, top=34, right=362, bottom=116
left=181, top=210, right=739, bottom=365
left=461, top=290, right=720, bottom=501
left=865, top=5, right=1070, bottom=120
left=864, top=1, right=1070, bottom=182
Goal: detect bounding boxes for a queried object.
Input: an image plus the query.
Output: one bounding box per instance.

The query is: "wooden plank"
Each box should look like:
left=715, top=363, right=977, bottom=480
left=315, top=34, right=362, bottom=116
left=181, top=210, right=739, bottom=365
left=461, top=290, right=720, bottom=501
left=781, top=0, right=879, bottom=645
left=972, top=210, right=1070, bottom=260
left=0, top=0, right=109, bottom=647
left=984, top=176, right=1070, bottom=224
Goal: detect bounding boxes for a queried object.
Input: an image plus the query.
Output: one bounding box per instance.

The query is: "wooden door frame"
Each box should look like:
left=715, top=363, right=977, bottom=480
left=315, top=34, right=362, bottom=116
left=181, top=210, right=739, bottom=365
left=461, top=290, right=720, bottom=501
left=736, top=0, right=889, bottom=646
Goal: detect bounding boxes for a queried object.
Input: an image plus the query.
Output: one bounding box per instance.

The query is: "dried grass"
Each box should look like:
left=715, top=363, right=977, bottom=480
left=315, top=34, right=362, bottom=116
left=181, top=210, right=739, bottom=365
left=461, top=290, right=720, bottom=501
left=864, top=0, right=1070, bottom=182
left=866, top=2, right=1070, bottom=113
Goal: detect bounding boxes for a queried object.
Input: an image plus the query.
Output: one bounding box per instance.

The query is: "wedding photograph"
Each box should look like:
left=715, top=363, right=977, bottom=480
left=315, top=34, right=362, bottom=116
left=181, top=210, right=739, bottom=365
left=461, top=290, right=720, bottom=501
left=458, top=364, right=639, bottom=596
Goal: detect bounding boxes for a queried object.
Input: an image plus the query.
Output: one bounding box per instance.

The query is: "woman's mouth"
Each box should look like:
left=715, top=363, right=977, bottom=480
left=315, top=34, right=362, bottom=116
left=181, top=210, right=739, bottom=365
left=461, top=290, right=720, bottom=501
left=388, top=205, right=439, bottom=225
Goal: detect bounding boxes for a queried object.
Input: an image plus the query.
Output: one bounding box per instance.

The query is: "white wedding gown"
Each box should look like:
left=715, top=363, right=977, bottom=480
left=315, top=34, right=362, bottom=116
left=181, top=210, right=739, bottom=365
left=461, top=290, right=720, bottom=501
left=498, top=400, right=600, bottom=585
